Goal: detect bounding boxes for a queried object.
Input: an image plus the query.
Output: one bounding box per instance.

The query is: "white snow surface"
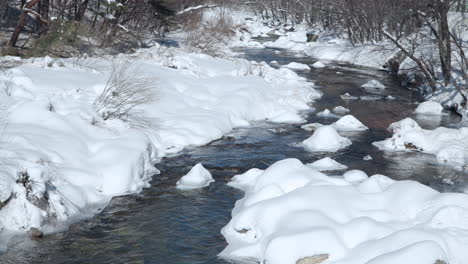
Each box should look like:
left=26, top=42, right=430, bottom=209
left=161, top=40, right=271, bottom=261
left=317, top=108, right=340, bottom=118
left=306, top=157, right=348, bottom=171
left=284, top=62, right=311, bottom=71
left=373, top=118, right=468, bottom=170
left=221, top=158, right=468, bottom=264
left=414, top=101, right=445, bottom=115
left=333, top=115, right=369, bottom=132
left=0, top=43, right=320, bottom=246
left=362, top=80, right=386, bottom=89
left=302, top=115, right=368, bottom=132
left=311, top=61, right=326, bottom=68
left=302, top=126, right=352, bottom=152
left=176, top=163, right=213, bottom=190
left=333, top=106, right=350, bottom=114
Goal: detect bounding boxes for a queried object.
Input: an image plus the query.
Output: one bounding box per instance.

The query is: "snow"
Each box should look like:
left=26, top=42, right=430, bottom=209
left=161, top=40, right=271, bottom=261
left=317, top=108, right=340, bottom=118
left=176, top=163, right=214, bottom=190
left=302, top=115, right=368, bottom=132
left=333, top=106, right=350, bottom=114
left=311, top=61, right=326, bottom=68
left=363, top=155, right=373, bottom=161
left=0, top=42, right=320, bottom=246
left=221, top=158, right=468, bottom=264
left=362, top=80, right=386, bottom=89
left=306, top=157, right=348, bottom=171
left=414, top=101, right=445, bottom=115
left=302, top=126, right=352, bottom=152
left=333, top=115, right=369, bottom=132
left=373, top=118, right=468, bottom=170
left=284, top=62, right=311, bottom=71
left=343, top=170, right=369, bottom=183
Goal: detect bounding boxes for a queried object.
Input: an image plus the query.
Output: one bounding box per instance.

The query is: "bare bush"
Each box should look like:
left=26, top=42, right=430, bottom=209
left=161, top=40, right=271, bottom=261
left=184, top=9, right=237, bottom=55
left=94, top=62, right=156, bottom=128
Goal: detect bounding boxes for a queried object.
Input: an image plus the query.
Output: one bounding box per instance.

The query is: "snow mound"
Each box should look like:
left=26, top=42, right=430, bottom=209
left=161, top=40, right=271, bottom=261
left=343, top=169, right=369, bottom=183
left=414, top=101, right=445, bottom=115
left=176, top=163, right=214, bottom=190
left=306, top=157, right=348, bottom=171
left=317, top=109, right=340, bottom=118
left=221, top=158, right=468, bottom=264
left=284, top=62, right=311, bottom=71
left=332, top=115, right=369, bottom=132
left=373, top=118, right=468, bottom=169
left=302, top=126, right=352, bottom=152
left=333, top=106, right=350, bottom=114
left=362, top=80, right=385, bottom=89
left=311, top=61, right=326, bottom=68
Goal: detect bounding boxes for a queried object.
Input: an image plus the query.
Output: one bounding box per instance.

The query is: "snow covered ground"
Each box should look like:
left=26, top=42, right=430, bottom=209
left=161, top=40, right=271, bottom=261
left=0, top=42, right=319, bottom=249
left=221, top=158, right=468, bottom=264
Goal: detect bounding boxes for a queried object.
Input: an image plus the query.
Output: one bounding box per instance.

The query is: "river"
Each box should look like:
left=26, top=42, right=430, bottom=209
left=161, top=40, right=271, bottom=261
left=1, top=46, right=466, bottom=264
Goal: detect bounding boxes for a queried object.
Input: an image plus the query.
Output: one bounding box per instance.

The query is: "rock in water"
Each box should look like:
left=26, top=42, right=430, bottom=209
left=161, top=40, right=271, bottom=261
left=30, top=227, right=43, bottom=238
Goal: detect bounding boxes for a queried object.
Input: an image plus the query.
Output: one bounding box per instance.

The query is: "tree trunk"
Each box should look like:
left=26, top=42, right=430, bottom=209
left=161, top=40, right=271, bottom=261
left=75, top=0, right=89, bottom=21
left=8, top=0, right=42, bottom=47
left=435, top=0, right=452, bottom=85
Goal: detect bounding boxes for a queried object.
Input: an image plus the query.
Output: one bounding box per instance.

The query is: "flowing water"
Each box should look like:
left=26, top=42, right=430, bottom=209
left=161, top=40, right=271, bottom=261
left=1, top=46, right=467, bottom=264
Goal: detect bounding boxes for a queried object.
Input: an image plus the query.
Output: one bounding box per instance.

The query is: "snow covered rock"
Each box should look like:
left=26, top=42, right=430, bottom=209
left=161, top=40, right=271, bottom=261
left=373, top=118, right=468, bottom=169
left=317, top=109, right=340, bottom=118
left=341, top=93, right=359, bottom=100
left=333, top=106, right=350, bottom=114
left=176, top=163, right=214, bottom=190
left=302, top=126, right=352, bottom=152
left=332, top=115, right=368, bottom=132
left=311, top=61, right=326, bottom=68
left=414, top=101, right=444, bottom=115
left=284, top=62, right=311, bottom=71
left=343, top=170, right=368, bottom=183
left=361, top=80, right=385, bottom=89
left=306, top=157, right=348, bottom=171
left=221, top=158, right=468, bottom=264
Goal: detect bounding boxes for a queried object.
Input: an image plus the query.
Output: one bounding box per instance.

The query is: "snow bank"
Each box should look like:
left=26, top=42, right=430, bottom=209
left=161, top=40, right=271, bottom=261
left=362, top=80, right=386, bottom=89
left=284, top=62, right=311, bottom=71
left=0, top=43, right=320, bottom=246
left=373, top=118, right=468, bottom=170
left=176, top=163, right=213, bottom=190
left=414, top=101, right=445, bottom=115
left=306, top=157, right=347, bottom=171
left=302, top=126, right=352, bottom=152
left=221, top=158, right=468, bottom=264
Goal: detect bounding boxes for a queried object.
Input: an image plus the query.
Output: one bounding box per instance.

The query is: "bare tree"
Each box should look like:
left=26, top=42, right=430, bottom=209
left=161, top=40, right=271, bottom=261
left=94, top=62, right=156, bottom=128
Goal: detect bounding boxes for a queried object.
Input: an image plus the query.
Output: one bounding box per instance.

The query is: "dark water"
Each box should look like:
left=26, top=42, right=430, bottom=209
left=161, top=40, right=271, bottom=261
left=1, top=47, right=466, bottom=264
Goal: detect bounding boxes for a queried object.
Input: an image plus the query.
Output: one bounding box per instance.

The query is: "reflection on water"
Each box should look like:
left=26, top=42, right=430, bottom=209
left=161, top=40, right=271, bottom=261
left=1, top=47, right=466, bottom=264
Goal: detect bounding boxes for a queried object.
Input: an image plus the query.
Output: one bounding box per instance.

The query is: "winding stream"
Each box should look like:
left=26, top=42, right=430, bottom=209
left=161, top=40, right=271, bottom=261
left=1, top=46, right=467, bottom=264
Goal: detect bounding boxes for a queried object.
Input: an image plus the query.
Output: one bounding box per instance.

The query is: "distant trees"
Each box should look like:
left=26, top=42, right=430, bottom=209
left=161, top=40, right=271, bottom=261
left=251, top=0, right=467, bottom=101
left=2, top=0, right=201, bottom=54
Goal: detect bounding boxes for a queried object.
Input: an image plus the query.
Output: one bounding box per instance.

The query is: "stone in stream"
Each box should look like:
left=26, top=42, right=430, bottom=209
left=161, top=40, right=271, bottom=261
left=306, top=33, right=319, bottom=42
left=30, top=227, right=43, bottom=238
left=296, top=254, right=329, bottom=264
